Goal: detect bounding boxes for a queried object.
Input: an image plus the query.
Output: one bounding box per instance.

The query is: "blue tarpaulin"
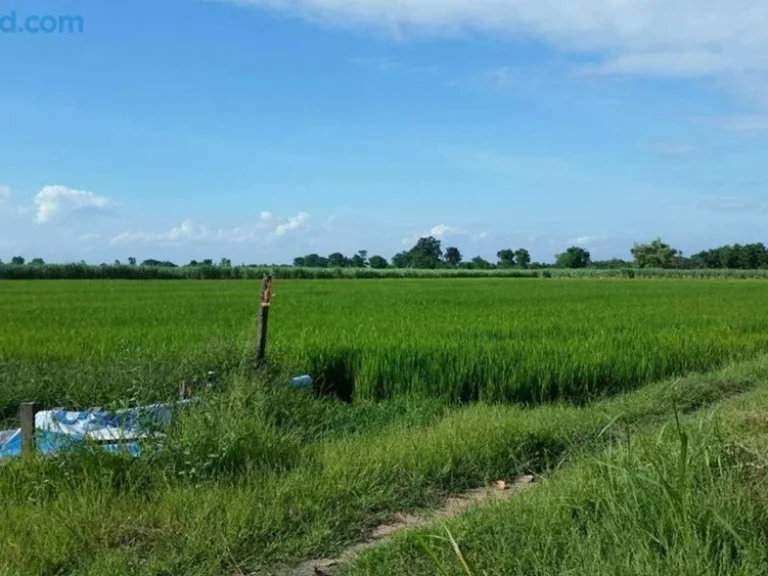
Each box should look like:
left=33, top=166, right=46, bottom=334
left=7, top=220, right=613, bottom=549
left=0, top=374, right=312, bottom=460
left=0, top=401, right=192, bottom=459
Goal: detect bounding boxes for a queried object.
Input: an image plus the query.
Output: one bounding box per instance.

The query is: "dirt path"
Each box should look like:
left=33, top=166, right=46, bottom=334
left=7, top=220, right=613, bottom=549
left=278, top=475, right=536, bottom=576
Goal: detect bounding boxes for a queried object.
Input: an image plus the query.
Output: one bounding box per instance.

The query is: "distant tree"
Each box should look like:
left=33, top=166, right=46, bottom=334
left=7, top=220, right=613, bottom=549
left=141, top=259, right=177, bottom=267
left=202, top=259, right=214, bottom=266
left=127, top=257, right=137, bottom=266
left=496, top=249, right=515, bottom=268
left=391, top=251, right=412, bottom=268
left=444, top=246, right=463, bottom=267
left=368, top=255, right=388, bottom=269
left=114, top=259, right=121, bottom=266
left=631, top=238, right=680, bottom=269
left=187, top=260, right=199, bottom=266
left=514, top=248, right=531, bottom=269
left=471, top=256, right=492, bottom=269
left=351, top=250, right=368, bottom=268
left=408, top=236, right=443, bottom=269
left=219, top=257, right=232, bottom=267
left=29, top=258, right=45, bottom=265
left=591, top=258, right=632, bottom=269
left=293, top=257, right=306, bottom=267
left=328, top=252, right=347, bottom=268
left=303, top=254, right=329, bottom=268
left=555, top=247, right=591, bottom=269
left=11, top=256, right=24, bottom=265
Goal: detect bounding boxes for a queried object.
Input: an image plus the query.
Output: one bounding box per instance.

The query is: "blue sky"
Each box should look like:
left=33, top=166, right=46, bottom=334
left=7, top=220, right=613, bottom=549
left=1, top=0, right=767, bottom=265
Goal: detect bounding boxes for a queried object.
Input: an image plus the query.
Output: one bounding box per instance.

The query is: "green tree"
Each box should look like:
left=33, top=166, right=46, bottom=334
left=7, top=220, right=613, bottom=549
left=29, top=258, right=45, bottom=265
left=408, top=237, right=443, bottom=269
left=630, top=238, right=680, bottom=269
left=10, top=256, right=24, bottom=265
left=368, top=255, right=388, bottom=269
left=351, top=250, right=368, bottom=268
left=303, top=254, right=329, bottom=268
left=555, top=247, right=591, bottom=269
left=293, top=257, right=306, bottom=267
left=391, top=251, right=411, bottom=268
left=514, top=248, right=531, bottom=269
left=328, top=252, right=347, bottom=267
left=444, top=246, right=463, bottom=267
left=471, top=256, right=492, bottom=269
left=219, top=257, right=232, bottom=267
left=127, top=257, right=137, bottom=266
left=496, top=249, right=515, bottom=268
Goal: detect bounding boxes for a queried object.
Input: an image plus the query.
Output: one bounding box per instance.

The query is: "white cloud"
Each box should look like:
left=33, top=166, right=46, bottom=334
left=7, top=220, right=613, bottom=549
left=110, top=212, right=312, bottom=247
left=402, top=223, right=488, bottom=246
left=271, top=212, right=310, bottom=237
left=110, top=220, right=210, bottom=246
left=580, top=50, right=753, bottom=78
left=78, top=233, right=102, bottom=242
left=566, top=235, right=607, bottom=247
left=429, top=224, right=458, bottom=239
left=34, top=185, right=114, bottom=224
left=230, top=0, right=768, bottom=82
left=0, top=185, right=10, bottom=202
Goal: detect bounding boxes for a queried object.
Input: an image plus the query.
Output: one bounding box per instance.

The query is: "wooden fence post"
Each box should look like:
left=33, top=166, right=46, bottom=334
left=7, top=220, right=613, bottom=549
left=20, top=402, right=38, bottom=456
left=256, top=274, right=273, bottom=366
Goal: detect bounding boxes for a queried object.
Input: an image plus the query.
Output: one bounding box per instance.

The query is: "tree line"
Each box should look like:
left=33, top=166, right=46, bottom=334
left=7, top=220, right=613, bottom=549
left=291, top=237, right=768, bottom=271
left=3, top=237, right=768, bottom=272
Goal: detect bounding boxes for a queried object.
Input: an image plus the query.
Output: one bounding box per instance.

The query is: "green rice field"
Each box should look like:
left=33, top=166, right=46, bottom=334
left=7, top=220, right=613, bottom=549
left=4, top=277, right=768, bottom=575
left=2, top=278, right=768, bottom=416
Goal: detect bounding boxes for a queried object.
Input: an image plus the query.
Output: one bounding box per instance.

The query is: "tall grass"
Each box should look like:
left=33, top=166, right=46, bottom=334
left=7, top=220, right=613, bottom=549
left=3, top=263, right=768, bottom=280
left=350, top=405, right=768, bottom=576
left=1, top=356, right=766, bottom=575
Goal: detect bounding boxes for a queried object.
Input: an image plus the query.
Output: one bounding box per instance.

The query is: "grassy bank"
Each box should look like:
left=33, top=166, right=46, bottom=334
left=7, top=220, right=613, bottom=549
left=347, top=384, right=768, bottom=575
left=2, top=357, right=767, bottom=575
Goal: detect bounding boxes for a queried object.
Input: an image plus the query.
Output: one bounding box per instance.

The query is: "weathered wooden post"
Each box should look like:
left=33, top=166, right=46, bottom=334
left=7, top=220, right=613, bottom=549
left=20, top=402, right=38, bottom=456
left=256, top=274, right=273, bottom=367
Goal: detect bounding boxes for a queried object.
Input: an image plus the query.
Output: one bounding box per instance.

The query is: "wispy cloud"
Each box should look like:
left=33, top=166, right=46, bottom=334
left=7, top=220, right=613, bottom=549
left=78, top=233, right=102, bottom=243
left=402, top=223, right=488, bottom=246
left=231, top=1, right=768, bottom=80
left=34, top=185, right=115, bottom=224
left=566, top=235, right=607, bottom=247
left=0, top=185, right=10, bottom=202
left=109, top=211, right=312, bottom=247
left=271, top=212, right=310, bottom=238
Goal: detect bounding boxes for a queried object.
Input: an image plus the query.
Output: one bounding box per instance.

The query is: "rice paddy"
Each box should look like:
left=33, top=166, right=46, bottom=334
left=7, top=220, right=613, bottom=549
left=2, top=278, right=768, bottom=416
left=4, top=277, right=768, bottom=575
